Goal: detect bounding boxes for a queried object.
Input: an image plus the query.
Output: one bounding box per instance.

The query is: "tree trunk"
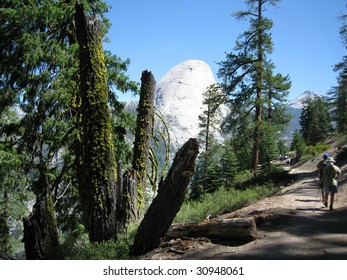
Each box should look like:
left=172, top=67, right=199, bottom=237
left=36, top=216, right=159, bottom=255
left=116, top=162, right=140, bottom=229
left=132, top=70, right=155, bottom=219
left=253, top=0, right=264, bottom=173
left=75, top=3, right=117, bottom=242
left=132, top=138, right=199, bottom=256
left=167, top=217, right=257, bottom=241
left=23, top=193, right=59, bottom=260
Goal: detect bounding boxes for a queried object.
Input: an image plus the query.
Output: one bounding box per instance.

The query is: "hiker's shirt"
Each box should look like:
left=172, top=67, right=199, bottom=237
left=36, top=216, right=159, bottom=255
left=323, top=165, right=341, bottom=187
left=317, top=160, right=326, bottom=185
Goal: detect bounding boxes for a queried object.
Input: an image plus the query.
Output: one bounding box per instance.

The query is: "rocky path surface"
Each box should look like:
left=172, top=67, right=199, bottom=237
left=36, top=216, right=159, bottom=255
left=181, top=163, right=347, bottom=260
left=143, top=147, right=347, bottom=260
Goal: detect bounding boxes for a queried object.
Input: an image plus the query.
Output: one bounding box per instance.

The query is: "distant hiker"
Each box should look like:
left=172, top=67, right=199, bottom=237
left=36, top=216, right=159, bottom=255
left=317, top=153, right=329, bottom=201
left=322, top=157, right=341, bottom=211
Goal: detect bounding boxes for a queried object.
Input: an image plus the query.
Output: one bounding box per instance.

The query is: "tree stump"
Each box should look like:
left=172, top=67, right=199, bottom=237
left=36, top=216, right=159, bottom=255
left=131, top=138, right=199, bottom=256
left=23, top=194, right=59, bottom=260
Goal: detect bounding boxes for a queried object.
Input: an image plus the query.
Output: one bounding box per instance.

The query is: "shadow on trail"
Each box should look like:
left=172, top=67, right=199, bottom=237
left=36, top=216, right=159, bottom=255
left=292, top=170, right=317, bottom=180
left=217, top=206, right=347, bottom=260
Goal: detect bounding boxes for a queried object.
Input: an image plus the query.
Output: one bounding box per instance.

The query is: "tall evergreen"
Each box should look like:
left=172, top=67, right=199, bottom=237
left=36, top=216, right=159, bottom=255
left=0, top=0, right=137, bottom=255
left=198, top=84, right=224, bottom=188
left=329, top=10, right=347, bottom=134
left=218, top=0, right=290, bottom=172
left=290, top=130, right=307, bottom=159
left=220, top=139, right=239, bottom=188
left=329, top=62, right=347, bottom=133
left=299, top=97, right=330, bottom=146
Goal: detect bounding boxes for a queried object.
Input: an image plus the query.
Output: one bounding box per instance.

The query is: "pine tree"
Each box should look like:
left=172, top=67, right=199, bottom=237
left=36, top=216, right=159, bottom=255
left=329, top=10, right=347, bottom=134
left=328, top=64, right=347, bottom=134
left=197, top=83, right=224, bottom=189
left=218, top=0, right=290, bottom=172
left=299, top=97, right=331, bottom=146
left=290, top=130, right=307, bottom=159
left=220, top=139, right=239, bottom=188
left=0, top=0, right=138, bottom=253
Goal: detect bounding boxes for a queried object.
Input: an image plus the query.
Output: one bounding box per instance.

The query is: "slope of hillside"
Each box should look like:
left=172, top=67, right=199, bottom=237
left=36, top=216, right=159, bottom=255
left=142, top=136, right=347, bottom=260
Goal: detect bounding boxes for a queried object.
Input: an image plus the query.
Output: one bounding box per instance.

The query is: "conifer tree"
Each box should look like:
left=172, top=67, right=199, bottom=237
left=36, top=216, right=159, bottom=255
left=198, top=84, right=224, bottom=187
left=329, top=62, right=347, bottom=133
left=290, top=130, right=306, bottom=159
left=220, top=139, right=239, bottom=188
left=218, top=0, right=290, bottom=173
left=0, top=0, right=137, bottom=252
left=329, top=10, right=347, bottom=134
left=299, top=97, right=330, bottom=146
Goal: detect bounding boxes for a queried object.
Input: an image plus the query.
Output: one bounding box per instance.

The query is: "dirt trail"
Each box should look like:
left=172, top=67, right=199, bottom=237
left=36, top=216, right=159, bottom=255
left=143, top=145, right=347, bottom=260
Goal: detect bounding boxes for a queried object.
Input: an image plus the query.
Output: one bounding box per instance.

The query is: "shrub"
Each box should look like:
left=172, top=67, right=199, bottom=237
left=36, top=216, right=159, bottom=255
left=55, top=222, right=140, bottom=260
left=175, top=182, right=280, bottom=224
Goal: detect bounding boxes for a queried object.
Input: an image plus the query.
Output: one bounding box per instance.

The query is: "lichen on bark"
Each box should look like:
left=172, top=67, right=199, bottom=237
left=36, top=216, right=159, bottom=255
left=132, top=70, right=156, bottom=219
left=75, top=2, right=117, bottom=242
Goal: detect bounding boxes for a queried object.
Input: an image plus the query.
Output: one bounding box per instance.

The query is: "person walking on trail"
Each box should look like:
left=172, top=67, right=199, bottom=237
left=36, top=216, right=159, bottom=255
left=317, top=153, right=329, bottom=201
left=322, top=157, right=341, bottom=211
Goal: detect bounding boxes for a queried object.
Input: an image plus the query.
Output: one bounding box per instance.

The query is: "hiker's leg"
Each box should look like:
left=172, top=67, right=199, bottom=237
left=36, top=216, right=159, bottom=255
left=324, top=193, right=329, bottom=207
left=330, top=193, right=335, bottom=210
left=323, top=186, right=329, bottom=207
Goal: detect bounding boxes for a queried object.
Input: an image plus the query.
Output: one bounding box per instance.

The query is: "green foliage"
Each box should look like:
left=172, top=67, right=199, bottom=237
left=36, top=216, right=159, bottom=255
left=329, top=56, right=347, bottom=134
left=0, top=109, right=33, bottom=257
left=55, top=222, right=141, bottom=260
left=0, top=0, right=138, bottom=253
left=177, top=182, right=280, bottom=224
left=218, top=0, right=290, bottom=170
left=304, top=144, right=330, bottom=158
left=290, top=130, right=307, bottom=159
left=58, top=234, right=129, bottom=260
left=220, top=139, right=239, bottom=187
left=299, top=96, right=331, bottom=145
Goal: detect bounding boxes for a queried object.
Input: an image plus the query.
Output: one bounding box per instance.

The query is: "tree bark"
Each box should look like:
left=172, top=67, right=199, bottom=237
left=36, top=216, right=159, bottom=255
left=132, top=138, right=199, bottom=256
left=23, top=193, right=59, bottom=260
left=253, top=0, right=264, bottom=173
left=167, top=217, right=257, bottom=241
left=132, top=70, right=155, bottom=219
left=75, top=3, right=117, bottom=242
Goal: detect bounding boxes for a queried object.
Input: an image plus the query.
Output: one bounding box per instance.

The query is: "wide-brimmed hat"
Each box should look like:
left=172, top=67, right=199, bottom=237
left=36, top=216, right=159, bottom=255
left=326, top=157, right=335, bottom=163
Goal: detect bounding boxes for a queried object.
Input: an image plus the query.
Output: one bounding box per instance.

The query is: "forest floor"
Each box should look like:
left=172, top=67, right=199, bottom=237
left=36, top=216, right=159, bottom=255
left=142, top=139, right=347, bottom=260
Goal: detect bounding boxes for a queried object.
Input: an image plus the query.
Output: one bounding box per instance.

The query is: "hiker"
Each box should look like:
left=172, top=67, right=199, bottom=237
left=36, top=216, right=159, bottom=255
left=322, top=157, right=341, bottom=211
left=317, top=153, right=329, bottom=201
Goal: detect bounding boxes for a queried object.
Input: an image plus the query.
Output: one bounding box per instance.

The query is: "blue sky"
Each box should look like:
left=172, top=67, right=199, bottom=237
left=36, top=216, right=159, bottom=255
left=104, top=0, right=346, bottom=102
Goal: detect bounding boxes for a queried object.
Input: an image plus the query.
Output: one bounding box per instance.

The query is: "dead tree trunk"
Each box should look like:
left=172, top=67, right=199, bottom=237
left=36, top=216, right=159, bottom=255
left=75, top=3, right=117, bottom=242
left=23, top=193, right=59, bottom=260
left=132, top=70, right=156, bottom=219
left=168, top=217, right=257, bottom=241
left=132, top=138, right=199, bottom=256
left=122, top=169, right=139, bottom=222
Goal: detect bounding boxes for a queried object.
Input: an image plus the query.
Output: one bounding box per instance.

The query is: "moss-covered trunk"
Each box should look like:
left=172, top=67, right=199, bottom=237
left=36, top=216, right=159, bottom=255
left=132, top=70, right=155, bottom=219
left=75, top=3, right=117, bottom=242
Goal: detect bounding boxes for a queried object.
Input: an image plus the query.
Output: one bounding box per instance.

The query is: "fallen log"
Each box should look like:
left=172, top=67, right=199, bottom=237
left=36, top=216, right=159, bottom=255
left=167, top=217, right=258, bottom=241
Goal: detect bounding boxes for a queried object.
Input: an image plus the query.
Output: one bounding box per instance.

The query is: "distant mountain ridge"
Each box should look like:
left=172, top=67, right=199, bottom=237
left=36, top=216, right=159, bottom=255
left=288, top=90, right=321, bottom=109
left=285, top=90, right=324, bottom=140
left=125, top=61, right=324, bottom=154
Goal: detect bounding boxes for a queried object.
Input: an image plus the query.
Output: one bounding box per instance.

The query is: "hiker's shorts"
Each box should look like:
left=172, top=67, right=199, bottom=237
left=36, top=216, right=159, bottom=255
left=324, top=185, right=338, bottom=194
